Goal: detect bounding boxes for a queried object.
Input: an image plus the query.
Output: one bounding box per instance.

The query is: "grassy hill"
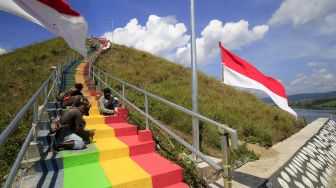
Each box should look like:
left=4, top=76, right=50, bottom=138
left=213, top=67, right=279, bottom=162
left=0, top=39, right=306, bottom=186
left=96, top=44, right=305, bottom=150
left=291, top=97, right=336, bottom=109
left=0, top=38, right=75, bottom=183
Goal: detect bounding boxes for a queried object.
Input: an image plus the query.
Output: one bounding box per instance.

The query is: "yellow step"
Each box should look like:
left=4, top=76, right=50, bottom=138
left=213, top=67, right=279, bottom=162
left=86, top=123, right=115, bottom=139
left=84, top=115, right=105, bottom=124
left=100, top=157, right=152, bottom=188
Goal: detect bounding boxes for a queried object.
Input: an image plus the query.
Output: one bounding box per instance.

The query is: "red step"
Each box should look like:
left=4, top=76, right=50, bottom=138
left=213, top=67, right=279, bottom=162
left=131, top=153, right=186, bottom=188
left=138, top=130, right=152, bottom=142
left=90, top=91, right=97, bottom=96
left=107, top=123, right=137, bottom=136
left=117, top=108, right=128, bottom=116
left=165, top=183, right=190, bottom=188
left=105, top=115, right=127, bottom=124
left=117, top=135, right=155, bottom=156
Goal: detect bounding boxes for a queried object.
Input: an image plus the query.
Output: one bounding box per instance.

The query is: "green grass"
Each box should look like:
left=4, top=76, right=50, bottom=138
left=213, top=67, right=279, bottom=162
left=0, top=38, right=75, bottom=183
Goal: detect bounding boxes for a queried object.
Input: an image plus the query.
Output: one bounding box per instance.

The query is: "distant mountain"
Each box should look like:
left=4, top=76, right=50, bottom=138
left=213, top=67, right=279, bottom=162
left=290, top=97, right=336, bottom=109
left=261, top=91, right=336, bottom=104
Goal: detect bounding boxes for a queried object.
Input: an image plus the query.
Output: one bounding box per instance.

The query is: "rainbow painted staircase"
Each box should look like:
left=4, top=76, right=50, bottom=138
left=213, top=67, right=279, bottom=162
left=20, top=59, right=189, bottom=187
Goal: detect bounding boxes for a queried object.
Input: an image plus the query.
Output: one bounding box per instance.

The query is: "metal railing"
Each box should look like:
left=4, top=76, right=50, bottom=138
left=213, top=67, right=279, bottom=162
left=88, top=49, right=238, bottom=187
left=0, top=54, right=80, bottom=188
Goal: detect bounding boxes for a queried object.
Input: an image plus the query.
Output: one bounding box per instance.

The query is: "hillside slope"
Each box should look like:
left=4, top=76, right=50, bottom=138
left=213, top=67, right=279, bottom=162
left=96, top=44, right=305, bottom=150
left=0, top=38, right=75, bottom=183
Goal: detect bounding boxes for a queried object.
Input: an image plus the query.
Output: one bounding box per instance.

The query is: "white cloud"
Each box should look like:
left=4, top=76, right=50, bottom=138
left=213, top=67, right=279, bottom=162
left=306, top=61, right=327, bottom=67
left=101, top=15, right=189, bottom=55
left=101, top=16, right=268, bottom=66
left=319, top=13, right=336, bottom=34
left=290, top=68, right=336, bottom=93
left=173, top=19, right=269, bottom=65
left=0, top=47, right=7, bottom=55
left=268, top=0, right=336, bottom=27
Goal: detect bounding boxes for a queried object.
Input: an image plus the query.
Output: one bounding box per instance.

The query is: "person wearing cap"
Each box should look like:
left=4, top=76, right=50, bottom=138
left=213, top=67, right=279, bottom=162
left=61, top=83, right=84, bottom=109
left=53, top=102, right=93, bottom=151
left=99, top=88, right=119, bottom=115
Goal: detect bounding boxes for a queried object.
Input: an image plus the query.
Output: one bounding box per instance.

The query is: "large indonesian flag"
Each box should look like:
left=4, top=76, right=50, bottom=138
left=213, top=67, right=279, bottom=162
left=219, top=42, right=297, bottom=118
left=0, top=0, right=88, bottom=58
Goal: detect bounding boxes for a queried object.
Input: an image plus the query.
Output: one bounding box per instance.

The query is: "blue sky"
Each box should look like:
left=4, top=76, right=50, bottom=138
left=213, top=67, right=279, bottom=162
left=0, top=0, right=335, bottom=95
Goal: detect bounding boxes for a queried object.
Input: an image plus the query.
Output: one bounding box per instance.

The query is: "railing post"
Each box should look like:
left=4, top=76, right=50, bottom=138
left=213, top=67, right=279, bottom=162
left=104, top=71, right=108, bottom=84
left=91, top=67, right=95, bottom=86
left=44, top=84, right=48, bottom=101
left=57, top=67, right=62, bottom=90
left=55, top=67, right=59, bottom=91
left=89, top=64, right=91, bottom=78
left=220, top=126, right=232, bottom=188
left=145, top=94, right=149, bottom=130
left=33, top=100, right=38, bottom=141
left=52, top=73, right=56, bottom=101
left=97, top=69, right=101, bottom=89
left=122, top=84, right=125, bottom=107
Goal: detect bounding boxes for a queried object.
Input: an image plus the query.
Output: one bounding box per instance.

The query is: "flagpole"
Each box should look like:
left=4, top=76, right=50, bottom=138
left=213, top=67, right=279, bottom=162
left=222, top=63, right=224, bottom=83
left=190, top=0, right=199, bottom=151
left=220, top=42, right=225, bottom=83
left=106, top=17, right=114, bottom=47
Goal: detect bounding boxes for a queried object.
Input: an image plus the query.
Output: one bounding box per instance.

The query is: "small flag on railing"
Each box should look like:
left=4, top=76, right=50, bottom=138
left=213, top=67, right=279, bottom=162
left=0, top=0, right=88, bottom=58
left=219, top=42, right=297, bottom=118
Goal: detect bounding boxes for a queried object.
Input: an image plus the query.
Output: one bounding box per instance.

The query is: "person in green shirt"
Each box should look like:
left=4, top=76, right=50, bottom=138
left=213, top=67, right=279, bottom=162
left=99, top=88, right=119, bottom=115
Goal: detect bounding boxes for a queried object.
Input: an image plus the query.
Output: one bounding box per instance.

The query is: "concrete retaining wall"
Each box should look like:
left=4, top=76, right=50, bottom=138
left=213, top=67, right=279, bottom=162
left=210, top=118, right=336, bottom=188
left=268, top=119, right=336, bottom=187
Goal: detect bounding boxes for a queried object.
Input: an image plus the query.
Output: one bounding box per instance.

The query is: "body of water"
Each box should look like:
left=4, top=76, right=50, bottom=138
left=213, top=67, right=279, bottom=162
left=293, top=108, right=336, bottom=122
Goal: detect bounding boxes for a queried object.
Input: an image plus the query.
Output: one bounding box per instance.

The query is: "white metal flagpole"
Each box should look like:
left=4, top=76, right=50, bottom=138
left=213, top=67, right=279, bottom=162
left=222, top=63, right=224, bottom=83
left=190, top=0, right=199, bottom=151
left=106, top=17, right=114, bottom=47
left=220, top=42, right=225, bottom=83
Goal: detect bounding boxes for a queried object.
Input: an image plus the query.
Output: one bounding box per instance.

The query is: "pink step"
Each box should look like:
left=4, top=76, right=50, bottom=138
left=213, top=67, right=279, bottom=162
left=117, top=135, right=155, bottom=156
left=105, top=115, right=127, bottom=124
left=131, top=153, right=186, bottom=188
left=138, top=130, right=152, bottom=142
left=107, top=123, right=137, bottom=136
left=165, top=183, right=189, bottom=188
left=90, top=91, right=99, bottom=96
left=117, top=108, right=128, bottom=116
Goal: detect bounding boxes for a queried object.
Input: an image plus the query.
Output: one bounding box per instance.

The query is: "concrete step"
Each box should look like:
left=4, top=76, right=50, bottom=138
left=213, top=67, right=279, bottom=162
left=165, top=183, right=190, bottom=188
left=84, top=114, right=127, bottom=125
left=87, top=123, right=137, bottom=139
left=116, top=134, right=155, bottom=156
left=19, top=61, right=189, bottom=187
left=31, top=134, right=154, bottom=170
left=20, top=153, right=188, bottom=188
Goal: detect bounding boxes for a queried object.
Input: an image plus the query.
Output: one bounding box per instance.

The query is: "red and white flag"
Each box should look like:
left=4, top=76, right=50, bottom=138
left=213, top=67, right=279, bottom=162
left=219, top=42, right=297, bottom=118
left=0, top=0, right=41, bottom=25
left=0, top=0, right=88, bottom=58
